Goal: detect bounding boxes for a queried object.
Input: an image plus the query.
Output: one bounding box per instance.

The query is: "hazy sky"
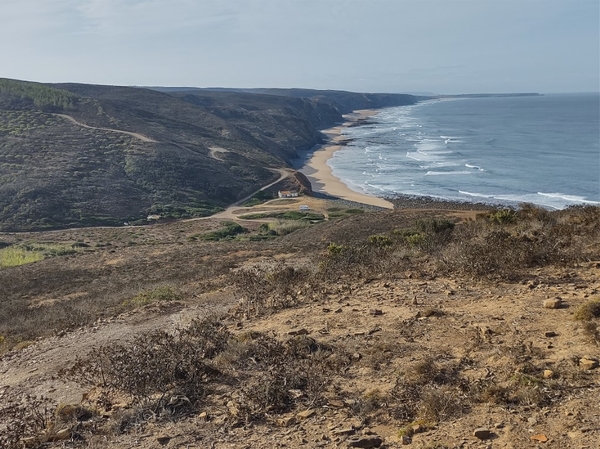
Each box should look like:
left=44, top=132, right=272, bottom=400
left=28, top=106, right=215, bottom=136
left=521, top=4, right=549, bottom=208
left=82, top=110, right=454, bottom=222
left=3, top=0, right=599, bottom=94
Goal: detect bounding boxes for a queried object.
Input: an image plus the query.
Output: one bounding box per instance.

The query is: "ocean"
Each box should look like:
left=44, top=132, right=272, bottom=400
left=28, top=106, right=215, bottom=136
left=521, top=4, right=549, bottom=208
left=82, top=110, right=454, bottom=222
left=329, top=93, right=600, bottom=209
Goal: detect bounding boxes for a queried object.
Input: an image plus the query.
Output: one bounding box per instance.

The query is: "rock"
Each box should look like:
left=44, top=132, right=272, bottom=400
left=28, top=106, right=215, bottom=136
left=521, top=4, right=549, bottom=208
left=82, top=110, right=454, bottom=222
left=543, top=298, right=562, bottom=309
left=48, top=428, right=71, bottom=442
left=347, top=434, right=383, bottom=448
left=276, top=416, right=297, bottom=427
left=198, top=411, right=208, bottom=421
left=289, top=389, right=303, bottom=399
left=473, top=428, right=491, bottom=440
left=156, top=434, right=171, bottom=445
left=530, top=434, right=548, bottom=442
left=288, top=328, right=309, bottom=336
left=227, top=400, right=239, bottom=416
left=400, top=435, right=412, bottom=445
left=328, top=399, right=345, bottom=408
left=331, top=427, right=355, bottom=436
left=528, top=417, right=538, bottom=426
left=579, top=356, right=599, bottom=370
left=544, top=331, right=558, bottom=337
left=369, top=309, right=383, bottom=316
left=543, top=369, right=554, bottom=379
left=352, top=352, right=362, bottom=360
left=297, top=409, right=316, bottom=420
left=411, top=424, right=425, bottom=434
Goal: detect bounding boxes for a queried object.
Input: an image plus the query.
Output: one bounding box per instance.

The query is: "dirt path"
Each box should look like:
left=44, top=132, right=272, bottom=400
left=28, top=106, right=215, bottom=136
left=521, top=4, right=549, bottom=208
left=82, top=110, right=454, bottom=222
left=208, top=146, right=229, bottom=161
left=187, top=168, right=291, bottom=221
left=0, top=293, right=235, bottom=404
left=54, top=114, right=157, bottom=143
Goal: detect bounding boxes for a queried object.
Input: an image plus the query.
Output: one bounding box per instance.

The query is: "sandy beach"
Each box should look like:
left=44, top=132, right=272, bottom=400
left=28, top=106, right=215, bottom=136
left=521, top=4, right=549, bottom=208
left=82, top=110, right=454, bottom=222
left=298, top=110, right=394, bottom=209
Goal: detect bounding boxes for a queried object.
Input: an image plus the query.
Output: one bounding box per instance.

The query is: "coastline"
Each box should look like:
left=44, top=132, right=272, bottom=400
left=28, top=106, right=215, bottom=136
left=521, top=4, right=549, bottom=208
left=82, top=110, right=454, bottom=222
left=296, top=110, right=394, bottom=209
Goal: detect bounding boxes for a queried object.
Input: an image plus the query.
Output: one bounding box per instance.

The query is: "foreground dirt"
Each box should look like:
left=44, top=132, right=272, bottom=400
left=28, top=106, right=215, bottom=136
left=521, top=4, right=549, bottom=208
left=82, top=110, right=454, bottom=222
left=1, top=205, right=599, bottom=449
left=2, top=265, right=599, bottom=448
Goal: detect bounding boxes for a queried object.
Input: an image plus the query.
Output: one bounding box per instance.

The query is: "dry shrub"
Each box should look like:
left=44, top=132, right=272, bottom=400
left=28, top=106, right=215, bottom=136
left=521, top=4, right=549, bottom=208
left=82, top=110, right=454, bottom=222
left=230, top=333, right=345, bottom=420
left=581, top=321, right=600, bottom=346
left=418, top=385, right=465, bottom=422
left=0, top=396, right=54, bottom=449
left=67, top=317, right=230, bottom=415
left=350, top=388, right=388, bottom=419
left=574, top=298, right=600, bottom=321
left=232, top=264, right=311, bottom=317
left=389, top=358, right=467, bottom=423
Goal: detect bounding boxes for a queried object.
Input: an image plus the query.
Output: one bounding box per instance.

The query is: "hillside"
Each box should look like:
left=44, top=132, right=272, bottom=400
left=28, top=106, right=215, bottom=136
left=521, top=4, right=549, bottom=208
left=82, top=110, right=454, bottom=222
left=0, top=200, right=598, bottom=448
left=0, top=78, right=418, bottom=231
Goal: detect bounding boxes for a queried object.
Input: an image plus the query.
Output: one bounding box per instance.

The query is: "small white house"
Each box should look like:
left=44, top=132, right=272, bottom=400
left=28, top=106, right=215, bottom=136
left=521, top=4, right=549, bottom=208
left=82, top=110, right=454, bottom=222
left=278, top=190, right=299, bottom=198
left=299, top=205, right=310, bottom=211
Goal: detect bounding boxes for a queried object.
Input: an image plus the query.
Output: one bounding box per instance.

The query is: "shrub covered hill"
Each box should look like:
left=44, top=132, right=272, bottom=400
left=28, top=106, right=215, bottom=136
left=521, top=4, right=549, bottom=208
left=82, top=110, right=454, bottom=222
left=0, top=78, right=417, bottom=231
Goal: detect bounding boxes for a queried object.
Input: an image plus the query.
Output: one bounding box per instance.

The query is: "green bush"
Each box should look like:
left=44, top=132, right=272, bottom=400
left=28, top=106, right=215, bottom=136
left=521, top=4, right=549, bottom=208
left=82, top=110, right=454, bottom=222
left=368, top=234, right=394, bottom=247
left=199, top=221, right=247, bottom=241
left=488, top=208, right=517, bottom=225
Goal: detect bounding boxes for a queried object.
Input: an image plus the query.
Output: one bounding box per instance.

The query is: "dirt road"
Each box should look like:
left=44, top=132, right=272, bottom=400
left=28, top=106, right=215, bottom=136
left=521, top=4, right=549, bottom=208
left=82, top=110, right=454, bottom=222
left=54, top=114, right=157, bottom=143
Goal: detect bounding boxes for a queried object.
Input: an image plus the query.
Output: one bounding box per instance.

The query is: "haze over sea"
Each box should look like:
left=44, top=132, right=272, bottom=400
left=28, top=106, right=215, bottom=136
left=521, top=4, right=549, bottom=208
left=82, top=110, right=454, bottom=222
left=330, top=94, right=600, bottom=210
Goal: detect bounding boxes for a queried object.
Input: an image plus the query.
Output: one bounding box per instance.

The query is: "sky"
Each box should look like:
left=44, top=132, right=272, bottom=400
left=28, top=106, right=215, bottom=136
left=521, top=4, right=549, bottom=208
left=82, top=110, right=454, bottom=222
left=2, top=0, right=599, bottom=94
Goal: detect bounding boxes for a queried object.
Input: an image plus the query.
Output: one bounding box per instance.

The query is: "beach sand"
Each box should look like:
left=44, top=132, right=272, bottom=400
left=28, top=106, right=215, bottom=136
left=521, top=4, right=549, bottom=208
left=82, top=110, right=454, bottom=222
left=298, top=110, right=394, bottom=209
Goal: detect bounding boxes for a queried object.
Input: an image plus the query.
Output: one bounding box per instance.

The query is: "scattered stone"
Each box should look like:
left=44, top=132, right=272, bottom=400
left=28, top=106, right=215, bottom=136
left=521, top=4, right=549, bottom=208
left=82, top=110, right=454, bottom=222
left=369, top=309, right=383, bottom=316
left=543, top=369, right=554, bottom=379
left=352, top=352, right=362, bottom=360
left=544, top=331, right=558, bottom=337
left=328, top=399, right=345, bottom=408
left=530, top=434, right=548, bottom=442
left=288, top=328, right=309, bottom=336
left=527, top=417, right=538, bottom=426
left=473, top=428, right=491, bottom=440
left=297, top=409, right=316, bottom=420
left=347, top=434, right=383, bottom=448
left=331, top=427, right=355, bottom=436
left=334, top=308, right=343, bottom=313
left=323, top=308, right=331, bottom=313
left=411, top=424, right=425, bottom=434
left=400, top=435, right=412, bottom=445
left=156, top=434, right=171, bottom=445
left=480, top=326, right=495, bottom=337
left=227, top=401, right=239, bottom=416
left=48, top=429, right=71, bottom=442
left=276, top=416, right=297, bottom=427
left=198, top=412, right=208, bottom=421
left=543, top=298, right=562, bottom=309
left=579, top=356, right=599, bottom=370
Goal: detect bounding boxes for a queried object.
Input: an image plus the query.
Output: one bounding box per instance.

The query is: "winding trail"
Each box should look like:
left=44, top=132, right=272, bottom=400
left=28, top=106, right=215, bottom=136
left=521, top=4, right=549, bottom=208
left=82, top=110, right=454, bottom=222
left=189, top=168, right=291, bottom=221
left=54, top=114, right=157, bottom=143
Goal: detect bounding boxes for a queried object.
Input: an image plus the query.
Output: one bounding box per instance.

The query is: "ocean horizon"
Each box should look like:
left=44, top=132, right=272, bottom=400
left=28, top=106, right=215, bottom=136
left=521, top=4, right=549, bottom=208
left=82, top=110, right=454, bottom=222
left=329, top=93, right=600, bottom=210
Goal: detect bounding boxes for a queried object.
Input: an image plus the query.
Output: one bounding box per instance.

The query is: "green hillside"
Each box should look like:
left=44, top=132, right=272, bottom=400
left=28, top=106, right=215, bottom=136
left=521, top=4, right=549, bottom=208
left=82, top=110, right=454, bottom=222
left=0, top=79, right=417, bottom=231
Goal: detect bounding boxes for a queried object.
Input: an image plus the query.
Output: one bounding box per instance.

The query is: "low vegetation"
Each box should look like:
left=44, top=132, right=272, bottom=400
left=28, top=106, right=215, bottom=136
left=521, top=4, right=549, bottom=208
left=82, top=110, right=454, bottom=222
left=1, top=203, right=599, bottom=447
left=239, top=211, right=325, bottom=221
left=122, top=285, right=183, bottom=308
left=241, top=190, right=275, bottom=207
left=0, top=242, right=82, bottom=268
left=195, top=221, right=247, bottom=241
